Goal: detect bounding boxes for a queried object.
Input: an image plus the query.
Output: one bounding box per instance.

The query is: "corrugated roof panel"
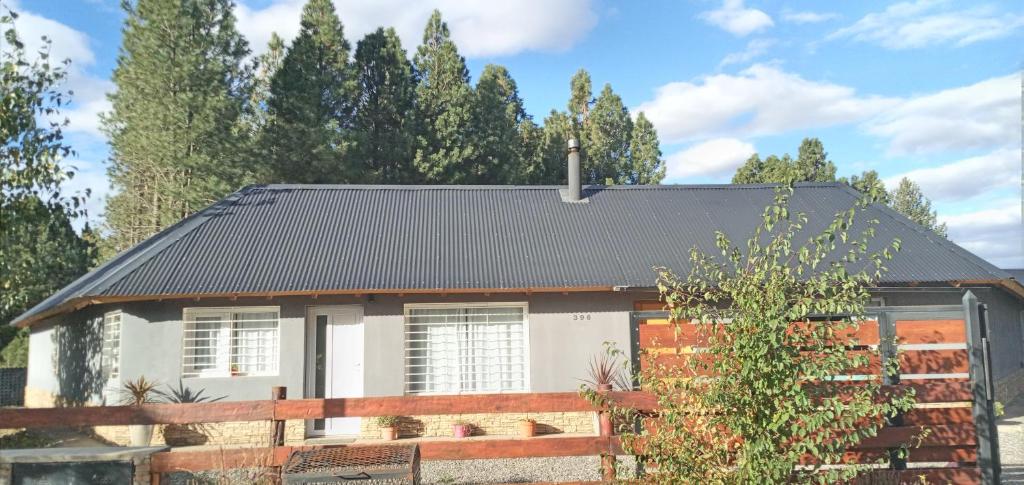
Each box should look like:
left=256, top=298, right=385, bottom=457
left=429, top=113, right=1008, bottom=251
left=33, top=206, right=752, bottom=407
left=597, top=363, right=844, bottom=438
left=13, top=183, right=1012, bottom=325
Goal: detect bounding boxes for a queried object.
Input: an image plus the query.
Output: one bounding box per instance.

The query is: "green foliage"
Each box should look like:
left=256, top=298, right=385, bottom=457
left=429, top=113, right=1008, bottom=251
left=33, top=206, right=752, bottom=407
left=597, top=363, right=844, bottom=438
left=375, top=415, right=400, bottom=427
left=261, top=0, right=355, bottom=184
left=584, top=84, right=633, bottom=184
left=627, top=113, right=665, bottom=184
left=469, top=64, right=529, bottom=183
left=594, top=185, right=915, bottom=483
left=841, top=170, right=890, bottom=205
left=163, top=380, right=226, bottom=403
left=412, top=10, right=476, bottom=183
left=1, top=10, right=95, bottom=361
left=120, top=375, right=163, bottom=405
left=732, top=137, right=836, bottom=184
left=103, top=0, right=252, bottom=254
left=889, top=178, right=947, bottom=238
left=245, top=32, right=285, bottom=137
left=353, top=27, right=416, bottom=183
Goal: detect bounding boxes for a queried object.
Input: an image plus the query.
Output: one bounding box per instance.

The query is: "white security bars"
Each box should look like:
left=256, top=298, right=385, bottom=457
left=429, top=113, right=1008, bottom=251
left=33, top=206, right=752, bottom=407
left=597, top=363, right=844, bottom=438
left=182, top=307, right=280, bottom=378
left=101, top=311, right=122, bottom=380
left=405, top=303, right=529, bottom=394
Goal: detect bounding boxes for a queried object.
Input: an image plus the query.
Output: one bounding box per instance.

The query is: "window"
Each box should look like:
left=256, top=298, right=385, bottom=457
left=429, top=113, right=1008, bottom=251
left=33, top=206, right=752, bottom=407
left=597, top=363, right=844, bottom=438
left=405, top=303, right=529, bottom=394
left=182, top=307, right=279, bottom=377
left=101, top=311, right=122, bottom=380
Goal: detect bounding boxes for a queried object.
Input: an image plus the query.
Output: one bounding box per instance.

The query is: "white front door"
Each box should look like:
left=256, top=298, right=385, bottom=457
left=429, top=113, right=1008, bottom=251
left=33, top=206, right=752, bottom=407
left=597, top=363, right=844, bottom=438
left=308, top=306, right=364, bottom=436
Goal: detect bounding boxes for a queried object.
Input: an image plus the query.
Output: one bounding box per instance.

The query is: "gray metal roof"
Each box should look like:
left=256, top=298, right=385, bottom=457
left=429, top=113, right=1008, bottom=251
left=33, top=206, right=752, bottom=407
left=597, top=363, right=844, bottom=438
left=13, top=183, right=1014, bottom=325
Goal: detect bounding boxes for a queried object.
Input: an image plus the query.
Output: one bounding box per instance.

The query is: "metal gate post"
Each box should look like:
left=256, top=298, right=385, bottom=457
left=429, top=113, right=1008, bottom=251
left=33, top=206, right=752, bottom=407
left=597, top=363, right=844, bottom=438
left=877, top=311, right=906, bottom=470
left=963, top=291, right=1001, bottom=484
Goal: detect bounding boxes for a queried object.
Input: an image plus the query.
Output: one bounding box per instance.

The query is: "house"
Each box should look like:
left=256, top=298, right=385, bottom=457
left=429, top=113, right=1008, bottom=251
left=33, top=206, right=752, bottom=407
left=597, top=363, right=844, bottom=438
left=11, top=161, right=1024, bottom=445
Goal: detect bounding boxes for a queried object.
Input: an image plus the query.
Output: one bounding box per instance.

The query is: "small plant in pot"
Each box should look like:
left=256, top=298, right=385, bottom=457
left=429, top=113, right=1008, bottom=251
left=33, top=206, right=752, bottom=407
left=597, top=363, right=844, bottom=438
left=162, top=380, right=225, bottom=446
left=452, top=420, right=472, bottom=438
left=376, top=416, right=400, bottom=441
left=119, top=376, right=163, bottom=446
left=580, top=351, right=631, bottom=436
left=518, top=418, right=537, bottom=438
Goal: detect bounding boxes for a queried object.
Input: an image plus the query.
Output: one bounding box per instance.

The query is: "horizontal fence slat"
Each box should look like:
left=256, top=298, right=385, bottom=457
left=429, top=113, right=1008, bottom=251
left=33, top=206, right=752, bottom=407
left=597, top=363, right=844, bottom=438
left=853, top=424, right=976, bottom=449
left=895, top=320, right=966, bottom=344
left=904, top=406, right=973, bottom=425
left=0, top=401, right=274, bottom=428
left=149, top=437, right=623, bottom=473
left=899, top=349, right=969, bottom=374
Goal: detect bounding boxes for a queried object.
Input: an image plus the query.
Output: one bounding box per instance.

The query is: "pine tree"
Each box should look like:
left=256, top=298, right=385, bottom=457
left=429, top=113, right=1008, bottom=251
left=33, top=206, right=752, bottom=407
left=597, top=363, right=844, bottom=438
left=519, top=110, right=571, bottom=185
left=732, top=154, right=764, bottom=184
left=470, top=64, right=528, bottom=183
left=841, top=170, right=889, bottom=204
left=261, top=0, right=355, bottom=184
left=568, top=69, right=592, bottom=133
left=353, top=27, right=416, bottom=183
left=890, top=178, right=947, bottom=237
left=412, top=10, right=476, bottom=183
left=584, top=84, right=633, bottom=184
left=628, top=112, right=665, bottom=184
left=795, top=137, right=837, bottom=182
left=103, top=0, right=251, bottom=253
left=246, top=32, right=285, bottom=136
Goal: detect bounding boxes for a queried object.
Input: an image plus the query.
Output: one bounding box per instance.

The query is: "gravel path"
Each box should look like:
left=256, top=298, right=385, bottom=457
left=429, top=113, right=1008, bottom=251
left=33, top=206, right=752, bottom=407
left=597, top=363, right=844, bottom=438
left=421, top=456, right=636, bottom=484
left=1001, top=397, right=1024, bottom=484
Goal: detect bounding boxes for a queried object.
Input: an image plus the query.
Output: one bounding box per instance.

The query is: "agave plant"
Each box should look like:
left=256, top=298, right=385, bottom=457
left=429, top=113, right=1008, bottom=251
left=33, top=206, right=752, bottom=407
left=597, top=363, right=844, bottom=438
left=119, top=376, right=163, bottom=406
left=163, top=380, right=225, bottom=404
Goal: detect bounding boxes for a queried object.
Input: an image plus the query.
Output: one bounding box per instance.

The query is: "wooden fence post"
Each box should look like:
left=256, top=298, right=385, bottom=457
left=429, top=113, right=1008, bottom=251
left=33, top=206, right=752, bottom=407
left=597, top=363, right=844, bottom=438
left=598, top=386, right=616, bottom=482
left=271, top=386, right=287, bottom=447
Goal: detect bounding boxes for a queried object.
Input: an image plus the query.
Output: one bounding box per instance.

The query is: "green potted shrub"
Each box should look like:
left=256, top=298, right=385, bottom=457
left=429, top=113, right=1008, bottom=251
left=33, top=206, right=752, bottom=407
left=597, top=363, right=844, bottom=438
left=119, top=376, right=162, bottom=446
left=376, top=416, right=400, bottom=441
left=162, top=380, right=225, bottom=446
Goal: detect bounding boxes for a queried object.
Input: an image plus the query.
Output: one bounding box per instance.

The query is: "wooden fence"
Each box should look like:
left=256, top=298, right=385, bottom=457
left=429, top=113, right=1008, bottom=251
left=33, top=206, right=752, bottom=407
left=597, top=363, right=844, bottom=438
left=1, top=295, right=999, bottom=484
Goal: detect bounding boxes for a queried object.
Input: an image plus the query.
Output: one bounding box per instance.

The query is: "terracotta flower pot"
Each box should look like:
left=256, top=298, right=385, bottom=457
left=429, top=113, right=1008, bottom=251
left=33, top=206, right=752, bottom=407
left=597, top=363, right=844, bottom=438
left=518, top=421, right=536, bottom=438
left=598, top=412, right=614, bottom=436
left=452, top=424, right=471, bottom=438
left=380, top=426, right=398, bottom=441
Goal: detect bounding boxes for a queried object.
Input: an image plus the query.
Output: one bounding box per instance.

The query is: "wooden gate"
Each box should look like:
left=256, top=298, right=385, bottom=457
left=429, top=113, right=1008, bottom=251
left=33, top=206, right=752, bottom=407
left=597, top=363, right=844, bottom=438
left=631, top=290, right=1001, bottom=484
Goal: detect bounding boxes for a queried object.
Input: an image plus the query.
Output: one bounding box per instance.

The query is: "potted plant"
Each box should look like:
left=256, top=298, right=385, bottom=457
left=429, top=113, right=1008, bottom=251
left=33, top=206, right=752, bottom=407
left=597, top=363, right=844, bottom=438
left=518, top=418, right=537, bottom=438
left=230, top=364, right=241, bottom=376
left=119, top=376, right=162, bottom=446
left=376, top=416, right=400, bottom=441
left=162, top=380, right=225, bottom=446
left=581, top=353, right=630, bottom=436
left=452, top=420, right=472, bottom=438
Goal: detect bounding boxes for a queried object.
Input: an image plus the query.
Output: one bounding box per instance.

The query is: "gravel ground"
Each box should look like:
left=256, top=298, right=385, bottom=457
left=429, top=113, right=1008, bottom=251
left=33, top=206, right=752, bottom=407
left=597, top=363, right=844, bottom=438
left=1001, top=396, right=1024, bottom=484
left=421, top=456, right=637, bottom=484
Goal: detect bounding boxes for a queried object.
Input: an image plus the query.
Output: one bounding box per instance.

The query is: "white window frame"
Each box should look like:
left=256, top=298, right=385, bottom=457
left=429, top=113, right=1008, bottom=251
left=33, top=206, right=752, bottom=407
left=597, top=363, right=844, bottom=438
left=403, top=302, right=531, bottom=395
left=182, top=306, right=281, bottom=378
left=101, top=310, right=122, bottom=382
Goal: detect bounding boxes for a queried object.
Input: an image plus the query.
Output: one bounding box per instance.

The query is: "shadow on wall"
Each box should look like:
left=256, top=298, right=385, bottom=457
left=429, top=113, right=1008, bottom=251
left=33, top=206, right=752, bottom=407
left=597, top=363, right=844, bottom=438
left=51, top=315, right=105, bottom=406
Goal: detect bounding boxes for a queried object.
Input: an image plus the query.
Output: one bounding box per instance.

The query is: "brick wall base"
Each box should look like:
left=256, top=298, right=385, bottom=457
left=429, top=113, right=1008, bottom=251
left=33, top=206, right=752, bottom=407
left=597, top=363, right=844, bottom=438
left=359, top=412, right=596, bottom=439
left=996, top=367, right=1024, bottom=404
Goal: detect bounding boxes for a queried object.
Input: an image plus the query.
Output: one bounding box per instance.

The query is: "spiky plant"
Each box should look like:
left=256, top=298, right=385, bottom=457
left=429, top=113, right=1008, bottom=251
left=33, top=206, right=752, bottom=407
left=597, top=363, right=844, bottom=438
left=119, top=376, right=163, bottom=406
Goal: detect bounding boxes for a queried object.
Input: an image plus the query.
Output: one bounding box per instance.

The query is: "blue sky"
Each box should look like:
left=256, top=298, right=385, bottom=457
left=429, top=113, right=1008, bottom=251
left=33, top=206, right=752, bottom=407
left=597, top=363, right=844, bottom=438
left=11, top=0, right=1024, bottom=267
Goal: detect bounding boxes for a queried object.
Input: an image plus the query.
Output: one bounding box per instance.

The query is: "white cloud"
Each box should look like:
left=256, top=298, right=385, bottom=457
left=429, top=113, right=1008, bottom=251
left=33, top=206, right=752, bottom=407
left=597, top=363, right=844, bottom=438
left=884, top=148, right=1019, bottom=202
left=828, top=0, right=1024, bottom=49
left=699, top=0, right=773, bottom=37
left=237, top=0, right=599, bottom=58
left=665, top=138, right=756, bottom=180
left=718, top=38, right=775, bottom=68
left=864, top=74, right=1020, bottom=155
left=6, top=2, right=111, bottom=139
left=781, top=11, right=838, bottom=24
left=941, top=202, right=1023, bottom=268
left=635, top=64, right=896, bottom=143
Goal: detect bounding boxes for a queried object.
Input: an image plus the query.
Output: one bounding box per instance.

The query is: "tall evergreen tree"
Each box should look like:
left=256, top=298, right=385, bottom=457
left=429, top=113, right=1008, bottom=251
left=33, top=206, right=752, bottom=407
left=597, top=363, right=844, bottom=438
left=412, top=10, right=476, bottom=183
left=627, top=112, right=665, bottom=184
left=470, top=64, right=528, bottom=183
left=730, top=138, right=833, bottom=184
left=795, top=137, right=837, bottom=182
left=841, top=170, right=889, bottom=204
left=353, top=27, right=416, bottom=183
left=890, top=178, right=947, bottom=237
left=568, top=69, right=592, bottom=132
left=518, top=110, right=571, bottom=185
left=584, top=84, right=633, bottom=184
left=246, top=32, right=285, bottom=136
left=103, top=0, right=251, bottom=253
left=261, top=0, right=354, bottom=184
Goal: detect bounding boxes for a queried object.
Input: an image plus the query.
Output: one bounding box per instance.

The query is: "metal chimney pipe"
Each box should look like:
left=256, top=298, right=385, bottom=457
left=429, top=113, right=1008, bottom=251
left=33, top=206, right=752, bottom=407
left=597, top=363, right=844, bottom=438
left=567, top=138, right=581, bottom=202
